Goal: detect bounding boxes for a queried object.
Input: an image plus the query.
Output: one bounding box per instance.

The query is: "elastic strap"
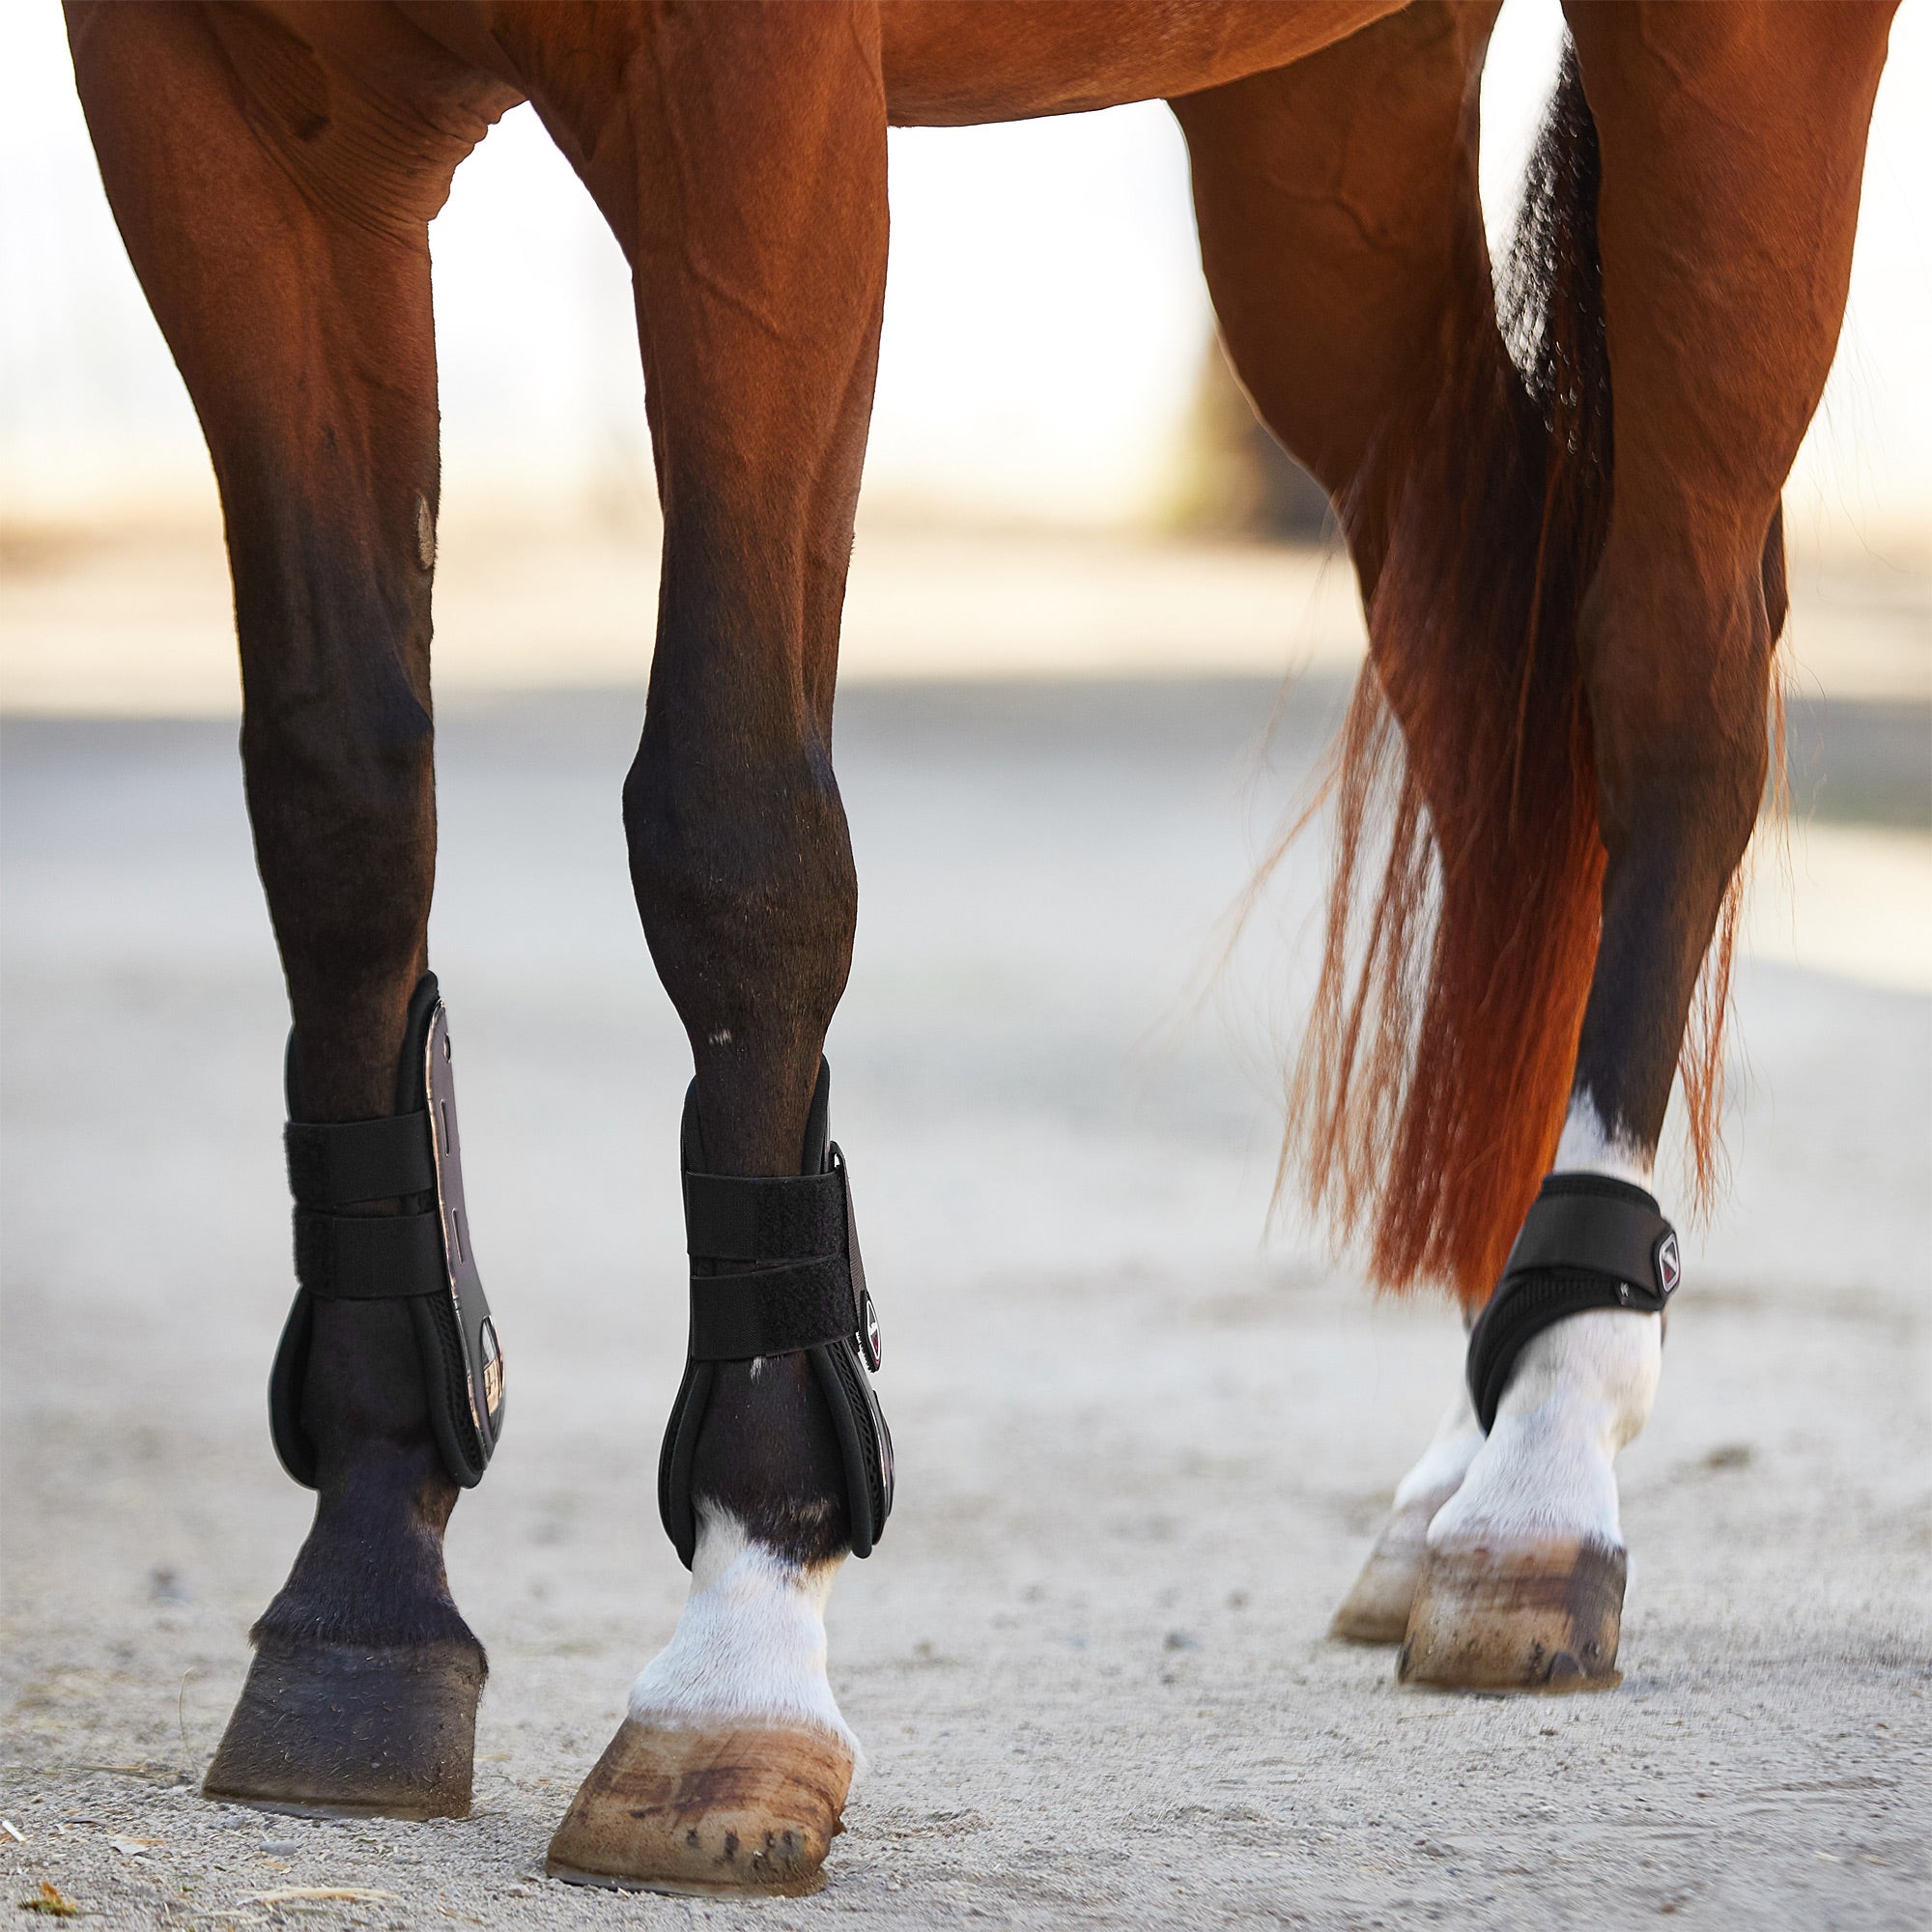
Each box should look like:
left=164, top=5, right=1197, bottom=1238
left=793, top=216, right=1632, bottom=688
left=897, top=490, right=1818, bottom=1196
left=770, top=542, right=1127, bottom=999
left=293, top=1206, right=445, bottom=1300
left=1497, top=1173, right=1677, bottom=1304
left=684, top=1168, right=847, bottom=1264
left=689, top=1256, right=858, bottom=1361
left=285, top=1113, right=437, bottom=1208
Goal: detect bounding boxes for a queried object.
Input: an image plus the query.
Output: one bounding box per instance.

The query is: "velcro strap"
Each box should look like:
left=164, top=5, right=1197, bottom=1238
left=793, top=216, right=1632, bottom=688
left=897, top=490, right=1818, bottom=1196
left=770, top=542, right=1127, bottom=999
left=689, top=1257, right=856, bottom=1361
left=1499, top=1174, right=1678, bottom=1307
left=683, top=1169, right=846, bottom=1263
left=286, top=1113, right=436, bottom=1208
left=294, top=1206, right=446, bottom=1300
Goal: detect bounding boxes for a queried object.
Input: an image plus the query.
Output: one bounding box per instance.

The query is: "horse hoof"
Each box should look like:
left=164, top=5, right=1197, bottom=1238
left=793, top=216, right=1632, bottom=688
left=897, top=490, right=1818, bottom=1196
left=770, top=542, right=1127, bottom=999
left=546, top=1719, right=853, bottom=1896
left=1396, top=1541, right=1626, bottom=1692
left=1329, top=1488, right=1460, bottom=1644
left=202, top=1638, right=485, bottom=1819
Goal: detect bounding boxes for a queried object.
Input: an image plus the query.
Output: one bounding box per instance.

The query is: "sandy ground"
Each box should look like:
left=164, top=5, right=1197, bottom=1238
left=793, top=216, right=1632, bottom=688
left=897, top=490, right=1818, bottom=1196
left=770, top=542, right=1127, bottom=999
left=2, top=679, right=1928, bottom=1930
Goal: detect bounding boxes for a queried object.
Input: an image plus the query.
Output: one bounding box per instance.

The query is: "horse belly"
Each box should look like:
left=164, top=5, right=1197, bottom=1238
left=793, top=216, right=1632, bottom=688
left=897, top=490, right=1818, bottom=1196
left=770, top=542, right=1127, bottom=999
left=881, top=0, right=1408, bottom=125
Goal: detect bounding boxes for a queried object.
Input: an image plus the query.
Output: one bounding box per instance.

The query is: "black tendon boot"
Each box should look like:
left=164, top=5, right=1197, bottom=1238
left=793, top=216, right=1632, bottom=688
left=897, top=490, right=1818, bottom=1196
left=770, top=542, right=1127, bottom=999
left=203, top=974, right=504, bottom=1818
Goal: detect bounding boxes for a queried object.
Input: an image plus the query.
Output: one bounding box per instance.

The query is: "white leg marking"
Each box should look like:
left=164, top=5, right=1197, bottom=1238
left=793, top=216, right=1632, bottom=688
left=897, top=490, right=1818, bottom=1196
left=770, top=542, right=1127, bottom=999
left=1552, top=1090, right=1655, bottom=1189
left=1428, top=1308, right=1661, bottom=1552
left=627, top=1511, right=856, bottom=1754
left=1333, top=1381, right=1487, bottom=1635
left=1429, top=1091, right=1663, bottom=1548
left=1392, top=1384, right=1485, bottom=1516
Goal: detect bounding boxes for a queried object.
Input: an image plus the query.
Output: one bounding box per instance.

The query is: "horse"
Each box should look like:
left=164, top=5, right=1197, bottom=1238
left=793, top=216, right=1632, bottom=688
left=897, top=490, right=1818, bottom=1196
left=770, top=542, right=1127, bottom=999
left=65, top=0, right=1896, bottom=1898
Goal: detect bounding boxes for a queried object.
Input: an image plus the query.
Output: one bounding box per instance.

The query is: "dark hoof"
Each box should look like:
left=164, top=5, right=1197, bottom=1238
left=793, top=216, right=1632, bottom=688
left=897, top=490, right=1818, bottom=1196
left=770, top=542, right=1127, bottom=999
left=1397, top=1540, right=1627, bottom=1693
left=203, top=1638, right=485, bottom=1819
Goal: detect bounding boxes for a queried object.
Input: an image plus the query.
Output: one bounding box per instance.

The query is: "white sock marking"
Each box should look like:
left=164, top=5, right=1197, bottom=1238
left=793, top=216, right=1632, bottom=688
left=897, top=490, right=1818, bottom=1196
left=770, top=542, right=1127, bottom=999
left=627, top=1511, right=856, bottom=1755
left=1553, top=1091, right=1656, bottom=1189
left=1420, top=1102, right=1665, bottom=1555
left=1429, top=1308, right=1660, bottom=1550
left=1392, top=1386, right=1485, bottom=1516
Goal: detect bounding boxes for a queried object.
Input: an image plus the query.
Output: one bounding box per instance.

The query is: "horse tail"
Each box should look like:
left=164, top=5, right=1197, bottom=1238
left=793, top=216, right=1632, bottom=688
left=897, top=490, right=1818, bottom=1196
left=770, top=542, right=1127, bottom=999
left=1284, top=43, right=1715, bottom=1308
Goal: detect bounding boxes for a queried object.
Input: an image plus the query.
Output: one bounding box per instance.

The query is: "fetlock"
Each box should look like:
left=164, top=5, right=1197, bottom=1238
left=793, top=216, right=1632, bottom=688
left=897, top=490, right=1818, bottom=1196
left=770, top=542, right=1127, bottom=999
left=1397, top=1173, right=1678, bottom=1692
left=629, top=1509, right=853, bottom=1747
left=1427, top=1308, right=1659, bottom=1552
left=547, top=1505, right=856, bottom=1895
left=253, top=1458, right=478, bottom=1656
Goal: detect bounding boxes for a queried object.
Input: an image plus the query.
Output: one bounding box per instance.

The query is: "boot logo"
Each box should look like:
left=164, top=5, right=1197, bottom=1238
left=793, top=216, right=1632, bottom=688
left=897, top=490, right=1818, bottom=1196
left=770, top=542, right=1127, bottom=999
left=480, top=1319, right=505, bottom=1421
left=858, top=1289, right=882, bottom=1372
left=1655, top=1231, right=1681, bottom=1297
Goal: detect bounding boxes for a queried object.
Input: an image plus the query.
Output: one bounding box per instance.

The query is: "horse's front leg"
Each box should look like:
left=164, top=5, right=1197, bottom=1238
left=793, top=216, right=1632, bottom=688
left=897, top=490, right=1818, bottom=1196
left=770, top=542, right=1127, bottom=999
left=1400, top=0, right=1896, bottom=1691
left=68, top=3, right=513, bottom=1809
left=502, top=2, right=891, bottom=1896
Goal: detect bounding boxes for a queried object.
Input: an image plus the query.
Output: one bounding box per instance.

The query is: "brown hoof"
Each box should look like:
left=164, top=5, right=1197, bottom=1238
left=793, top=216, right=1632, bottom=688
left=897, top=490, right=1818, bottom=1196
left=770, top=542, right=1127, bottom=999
left=546, top=1719, right=853, bottom=1896
left=1329, top=1487, right=1460, bottom=1645
left=1397, top=1540, right=1627, bottom=1692
left=202, top=1638, right=484, bottom=1820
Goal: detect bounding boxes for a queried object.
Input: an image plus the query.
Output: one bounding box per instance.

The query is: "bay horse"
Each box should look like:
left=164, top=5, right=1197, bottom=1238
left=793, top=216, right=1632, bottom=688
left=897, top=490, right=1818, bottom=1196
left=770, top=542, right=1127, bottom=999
left=66, top=0, right=1896, bottom=1899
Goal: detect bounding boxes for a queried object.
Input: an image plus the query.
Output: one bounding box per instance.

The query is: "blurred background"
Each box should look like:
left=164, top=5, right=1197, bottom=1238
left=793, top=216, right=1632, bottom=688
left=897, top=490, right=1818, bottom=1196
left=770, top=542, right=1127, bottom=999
left=2, top=7, right=1928, bottom=1922
left=4, top=0, right=1929, bottom=696
left=3, top=0, right=1927, bottom=974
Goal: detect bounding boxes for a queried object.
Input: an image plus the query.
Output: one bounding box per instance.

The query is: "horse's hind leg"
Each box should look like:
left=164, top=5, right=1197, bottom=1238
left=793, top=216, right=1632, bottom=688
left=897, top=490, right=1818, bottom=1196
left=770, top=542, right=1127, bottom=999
left=1182, top=0, right=1894, bottom=1680
left=1175, top=0, right=1504, bottom=1645
left=490, top=3, right=888, bottom=1895
left=1400, top=0, right=1896, bottom=1691
left=69, top=3, right=509, bottom=1811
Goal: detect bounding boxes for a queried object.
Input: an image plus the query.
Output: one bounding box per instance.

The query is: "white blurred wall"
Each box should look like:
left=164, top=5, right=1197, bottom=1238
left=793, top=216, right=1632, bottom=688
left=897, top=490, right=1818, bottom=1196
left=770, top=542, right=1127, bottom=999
left=3, top=0, right=1927, bottom=546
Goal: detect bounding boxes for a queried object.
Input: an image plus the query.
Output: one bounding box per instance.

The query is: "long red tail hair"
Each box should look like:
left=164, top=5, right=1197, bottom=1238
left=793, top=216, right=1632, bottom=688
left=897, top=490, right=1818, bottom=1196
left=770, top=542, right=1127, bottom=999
left=1282, top=47, right=1762, bottom=1309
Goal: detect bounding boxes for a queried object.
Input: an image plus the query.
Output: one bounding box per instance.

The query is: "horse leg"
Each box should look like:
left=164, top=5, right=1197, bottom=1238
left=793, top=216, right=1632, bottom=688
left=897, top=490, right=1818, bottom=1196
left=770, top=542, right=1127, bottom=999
left=68, top=2, right=511, bottom=1809
left=486, top=3, right=889, bottom=1894
left=1400, top=0, right=1896, bottom=1690
left=1330, top=1388, right=1482, bottom=1644
left=1174, top=0, right=1504, bottom=1643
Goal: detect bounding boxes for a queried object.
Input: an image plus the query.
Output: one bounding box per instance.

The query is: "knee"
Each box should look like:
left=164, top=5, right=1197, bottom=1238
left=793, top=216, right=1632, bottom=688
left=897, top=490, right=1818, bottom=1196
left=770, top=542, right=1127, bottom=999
left=242, top=676, right=436, bottom=970
left=622, top=730, right=857, bottom=1018
left=243, top=666, right=435, bottom=818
